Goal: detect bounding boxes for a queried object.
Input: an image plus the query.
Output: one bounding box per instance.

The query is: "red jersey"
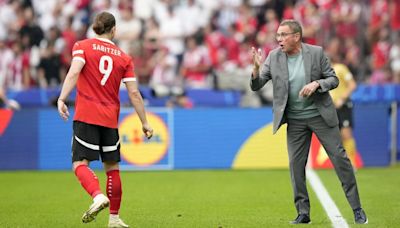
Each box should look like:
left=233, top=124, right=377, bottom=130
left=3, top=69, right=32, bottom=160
left=71, top=38, right=135, bottom=128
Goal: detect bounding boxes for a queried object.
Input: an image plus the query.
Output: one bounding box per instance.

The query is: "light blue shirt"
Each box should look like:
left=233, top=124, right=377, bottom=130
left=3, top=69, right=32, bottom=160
left=286, top=51, right=319, bottom=119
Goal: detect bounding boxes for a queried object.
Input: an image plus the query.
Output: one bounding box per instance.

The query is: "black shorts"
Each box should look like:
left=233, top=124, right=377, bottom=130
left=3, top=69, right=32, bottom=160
left=72, top=121, right=121, bottom=163
left=337, top=100, right=354, bottom=129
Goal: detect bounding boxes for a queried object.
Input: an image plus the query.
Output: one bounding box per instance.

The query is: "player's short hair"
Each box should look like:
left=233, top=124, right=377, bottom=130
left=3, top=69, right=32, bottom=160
left=280, top=19, right=303, bottom=38
left=92, top=12, right=116, bottom=35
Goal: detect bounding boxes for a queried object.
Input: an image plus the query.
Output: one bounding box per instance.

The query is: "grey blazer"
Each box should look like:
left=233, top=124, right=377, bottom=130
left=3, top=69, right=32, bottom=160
left=251, top=43, right=339, bottom=134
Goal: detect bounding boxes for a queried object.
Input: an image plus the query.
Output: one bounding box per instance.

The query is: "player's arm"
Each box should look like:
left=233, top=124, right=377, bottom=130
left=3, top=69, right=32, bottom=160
left=342, top=72, right=357, bottom=100
left=57, top=59, right=84, bottom=121
left=125, top=81, right=153, bottom=139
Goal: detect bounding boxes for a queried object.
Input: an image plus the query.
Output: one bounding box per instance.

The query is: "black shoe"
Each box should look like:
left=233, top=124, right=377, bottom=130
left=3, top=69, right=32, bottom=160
left=354, top=208, right=368, bottom=224
left=290, top=214, right=311, bottom=224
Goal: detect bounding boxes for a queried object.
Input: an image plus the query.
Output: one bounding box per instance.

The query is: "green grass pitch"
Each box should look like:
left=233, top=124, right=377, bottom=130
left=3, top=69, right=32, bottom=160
left=0, top=166, right=399, bottom=227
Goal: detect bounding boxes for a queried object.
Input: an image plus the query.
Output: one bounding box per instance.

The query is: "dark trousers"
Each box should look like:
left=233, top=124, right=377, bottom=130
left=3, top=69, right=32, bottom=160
left=286, top=115, right=361, bottom=215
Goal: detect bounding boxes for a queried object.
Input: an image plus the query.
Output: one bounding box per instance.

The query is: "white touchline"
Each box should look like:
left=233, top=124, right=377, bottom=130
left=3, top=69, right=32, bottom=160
left=306, top=168, right=349, bottom=228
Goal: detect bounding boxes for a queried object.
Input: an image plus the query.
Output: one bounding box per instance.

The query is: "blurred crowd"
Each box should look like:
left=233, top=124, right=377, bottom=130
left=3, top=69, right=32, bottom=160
left=0, top=0, right=399, bottom=108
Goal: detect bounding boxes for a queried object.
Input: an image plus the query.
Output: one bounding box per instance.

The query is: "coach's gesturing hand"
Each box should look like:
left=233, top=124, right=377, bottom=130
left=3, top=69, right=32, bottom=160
left=251, top=47, right=262, bottom=78
left=299, top=81, right=320, bottom=98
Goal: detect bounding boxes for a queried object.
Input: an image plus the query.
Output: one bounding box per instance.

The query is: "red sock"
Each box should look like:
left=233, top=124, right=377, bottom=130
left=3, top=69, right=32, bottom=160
left=74, top=164, right=102, bottom=198
left=106, top=170, right=122, bottom=215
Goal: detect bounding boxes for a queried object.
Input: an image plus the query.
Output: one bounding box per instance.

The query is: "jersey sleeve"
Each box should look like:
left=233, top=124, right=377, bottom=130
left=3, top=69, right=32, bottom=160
left=122, top=57, right=136, bottom=83
left=72, top=42, right=86, bottom=65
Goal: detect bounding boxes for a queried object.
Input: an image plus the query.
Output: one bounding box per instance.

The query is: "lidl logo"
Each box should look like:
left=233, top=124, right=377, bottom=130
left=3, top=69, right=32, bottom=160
left=119, top=112, right=169, bottom=166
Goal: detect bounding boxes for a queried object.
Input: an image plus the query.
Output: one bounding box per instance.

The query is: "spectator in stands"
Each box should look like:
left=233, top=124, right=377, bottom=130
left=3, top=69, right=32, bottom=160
left=235, top=2, right=258, bottom=40
left=389, top=33, right=400, bottom=83
left=250, top=19, right=367, bottom=225
left=114, top=4, right=141, bottom=54
left=150, top=46, right=180, bottom=95
left=178, top=0, right=204, bottom=37
left=343, top=37, right=362, bottom=81
left=390, top=0, right=400, bottom=32
left=61, top=16, right=78, bottom=69
left=217, top=0, right=241, bottom=34
left=8, top=42, right=31, bottom=90
left=368, top=0, right=390, bottom=44
left=143, top=17, right=161, bottom=49
left=0, top=0, right=398, bottom=98
left=0, top=0, right=21, bottom=41
left=180, top=35, right=212, bottom=89
left=132, top=17, right=161, bottom=85
left=0, top=38, right=13, bottom=88
left=19, top=6, right=43, bottom=48
left=330, top=0, right=361, bottom=40
left=224, top=23, right=241, bottom=65
left=296, top=1, right=320, bottom=45
left=37, top=42, right=63, bottom=88
left=40, top=26, right=65, bottom=57
left=370, top=27, right=392, bottom=84
left=204, top=21, right=226, bottom=70
left=256, top=9, right=278, bottom=57
left=0, top=37, right=20, bottom=110
left=369, top=66, right=393, bottom=84
left=158, top=4, right=185, bottom=70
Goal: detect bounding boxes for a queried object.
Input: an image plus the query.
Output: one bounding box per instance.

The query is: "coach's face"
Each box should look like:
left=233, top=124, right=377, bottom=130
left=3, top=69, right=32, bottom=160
left=276, top=25, right=301, bottom=55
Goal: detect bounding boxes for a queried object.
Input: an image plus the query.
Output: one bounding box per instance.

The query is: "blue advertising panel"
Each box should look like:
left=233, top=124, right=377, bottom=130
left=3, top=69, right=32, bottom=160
left=173, top=108, right=274, bottom=169
left=38, top=109, right=76, bottom=170
left=353, top=103, right=391, bottom=166
left=0, top=105, right=394, bottom=170
left=0, top=109, right=39, bottom=170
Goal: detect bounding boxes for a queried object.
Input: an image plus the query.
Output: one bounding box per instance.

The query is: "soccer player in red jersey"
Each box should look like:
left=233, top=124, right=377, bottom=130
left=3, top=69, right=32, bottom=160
left=57, top=12, right=153, bottom=228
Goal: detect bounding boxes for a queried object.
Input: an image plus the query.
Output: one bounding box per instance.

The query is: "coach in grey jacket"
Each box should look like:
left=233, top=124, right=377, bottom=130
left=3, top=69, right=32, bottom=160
left=250, top=19, right=367, bottom=225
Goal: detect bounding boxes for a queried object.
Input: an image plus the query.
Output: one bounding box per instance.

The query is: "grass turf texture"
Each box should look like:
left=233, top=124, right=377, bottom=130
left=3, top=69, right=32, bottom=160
left=0, top=166, right=398, bottom=227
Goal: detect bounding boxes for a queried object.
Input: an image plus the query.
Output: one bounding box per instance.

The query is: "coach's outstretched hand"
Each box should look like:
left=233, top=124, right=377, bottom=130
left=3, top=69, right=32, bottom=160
left=251, top=47, right=262, bottom=78
left=142, top=123, right=154, bottom=139
left=57, top=99, right=70, bottom=121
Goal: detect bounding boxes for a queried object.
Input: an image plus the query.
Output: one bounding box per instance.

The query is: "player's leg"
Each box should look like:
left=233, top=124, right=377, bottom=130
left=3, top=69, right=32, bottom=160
left=99, top=126, right=129, bottom=228
left=103, top=162, right=128, bottom=228
left=72, top=121, right=109, bottom=223
left=341, top=127, right=357, bottom=167
left=73, top=159, right=102, bottom=199
left=338, top=103, right=357, bottom=168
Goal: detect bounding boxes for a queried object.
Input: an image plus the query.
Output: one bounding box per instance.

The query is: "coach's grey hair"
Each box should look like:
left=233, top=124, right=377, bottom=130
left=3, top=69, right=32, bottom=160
left=280, top=19, right=303, bottom=39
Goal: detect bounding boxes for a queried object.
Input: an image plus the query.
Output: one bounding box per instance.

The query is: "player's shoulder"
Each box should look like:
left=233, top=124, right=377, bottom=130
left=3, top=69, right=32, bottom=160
left=118, top=49, right=134, bottom=67
left=119, top=48, right=132, bottom=61
left=333, top=63, right=349, bottom=71
left=73, top=38, right=95, bottom=49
